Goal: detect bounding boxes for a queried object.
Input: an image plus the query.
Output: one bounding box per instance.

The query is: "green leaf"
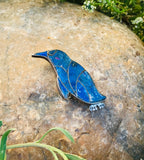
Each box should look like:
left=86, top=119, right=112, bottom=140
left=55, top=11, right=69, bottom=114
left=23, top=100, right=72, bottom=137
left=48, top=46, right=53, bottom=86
left=0, top=128, right=15, bottom=160
left=4, top=153, right=6, bottom=160
left=0, top=121, right=2, bottom=128
left=7, top=143, right=68, bottom=160
left=36, top=128, right=74, bottom=144
left=65, top=153, right=86, bottom=160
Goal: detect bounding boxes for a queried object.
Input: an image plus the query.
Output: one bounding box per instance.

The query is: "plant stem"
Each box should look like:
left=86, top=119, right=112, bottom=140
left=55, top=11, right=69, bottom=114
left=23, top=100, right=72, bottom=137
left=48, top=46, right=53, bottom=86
left=7, top=143, right=68, bottom=160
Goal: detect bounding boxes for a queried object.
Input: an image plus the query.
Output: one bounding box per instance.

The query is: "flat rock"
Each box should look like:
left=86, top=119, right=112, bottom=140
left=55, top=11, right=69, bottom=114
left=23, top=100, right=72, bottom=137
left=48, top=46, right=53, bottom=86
left=0, top=1, right=144, bottom=160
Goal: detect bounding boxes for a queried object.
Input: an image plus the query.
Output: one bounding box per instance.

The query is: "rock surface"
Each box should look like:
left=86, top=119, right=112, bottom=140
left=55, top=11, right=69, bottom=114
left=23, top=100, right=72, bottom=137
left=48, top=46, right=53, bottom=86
left=0, top=0, right=144, bottom=160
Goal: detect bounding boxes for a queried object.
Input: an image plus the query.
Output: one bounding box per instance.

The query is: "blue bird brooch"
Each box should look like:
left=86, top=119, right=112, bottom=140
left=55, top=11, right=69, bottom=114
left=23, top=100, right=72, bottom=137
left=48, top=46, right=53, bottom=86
left=32, top=50, right=106, bottom=111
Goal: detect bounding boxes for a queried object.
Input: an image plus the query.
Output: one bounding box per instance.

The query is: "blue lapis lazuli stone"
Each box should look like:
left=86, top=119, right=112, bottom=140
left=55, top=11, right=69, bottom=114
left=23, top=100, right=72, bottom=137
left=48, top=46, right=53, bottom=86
left=78, top=71, right=106, bottom=103
left=48, top=50, right=71, bottom=71
left=68, top=61, right=85, bottom=92
left=34, top=50, right=106, bottom=104
left=76, top=81, right=89, bottom=102
left=55, top=66, right=74, bottom=94
left=57, top=78, right=69, bottom=99
left=34, top=51, right=47, bottom=57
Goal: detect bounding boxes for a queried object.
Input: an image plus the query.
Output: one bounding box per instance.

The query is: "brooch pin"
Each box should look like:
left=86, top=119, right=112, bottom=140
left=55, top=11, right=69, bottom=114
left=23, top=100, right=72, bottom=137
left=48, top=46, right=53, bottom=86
left=32, top=50, right=106, bottom=111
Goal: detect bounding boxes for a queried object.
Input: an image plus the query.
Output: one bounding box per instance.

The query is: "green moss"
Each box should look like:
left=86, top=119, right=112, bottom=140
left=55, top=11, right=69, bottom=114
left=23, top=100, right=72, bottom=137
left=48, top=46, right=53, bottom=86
left=81, top=0, right=144, bottom=41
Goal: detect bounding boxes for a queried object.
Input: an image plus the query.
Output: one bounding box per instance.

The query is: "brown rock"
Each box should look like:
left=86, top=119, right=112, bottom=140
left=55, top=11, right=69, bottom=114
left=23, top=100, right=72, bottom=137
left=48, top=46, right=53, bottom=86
left=0, top=0, right=144, bottom=160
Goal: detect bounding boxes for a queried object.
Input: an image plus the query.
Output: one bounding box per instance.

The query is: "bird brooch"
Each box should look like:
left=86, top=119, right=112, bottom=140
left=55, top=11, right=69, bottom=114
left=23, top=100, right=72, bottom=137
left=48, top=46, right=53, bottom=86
left=32, top=50, right=106, bottom=111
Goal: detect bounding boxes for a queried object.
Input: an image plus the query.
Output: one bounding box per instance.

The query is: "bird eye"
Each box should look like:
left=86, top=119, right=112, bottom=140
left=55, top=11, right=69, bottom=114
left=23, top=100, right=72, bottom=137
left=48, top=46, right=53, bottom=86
left=55, top=57, right=60, bottom=60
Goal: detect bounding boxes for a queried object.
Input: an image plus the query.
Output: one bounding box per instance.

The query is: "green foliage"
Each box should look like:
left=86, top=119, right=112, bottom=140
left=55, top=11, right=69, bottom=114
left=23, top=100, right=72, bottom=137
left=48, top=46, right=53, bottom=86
left=36, top=127, right=74, bottom=144
left=0, top=122, right=86, bottom=160
left=0, top=121, right=15, bottom=160
left=82, top=0, right=144, bottom=41
left=0, top=121, right=2, bottom=128
left=65, top=153, right=86, bottom=160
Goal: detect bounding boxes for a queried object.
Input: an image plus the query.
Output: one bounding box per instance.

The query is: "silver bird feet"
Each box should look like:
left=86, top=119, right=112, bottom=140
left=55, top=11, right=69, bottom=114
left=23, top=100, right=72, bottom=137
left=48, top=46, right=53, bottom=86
left=89, top=102, right=105, bottom=112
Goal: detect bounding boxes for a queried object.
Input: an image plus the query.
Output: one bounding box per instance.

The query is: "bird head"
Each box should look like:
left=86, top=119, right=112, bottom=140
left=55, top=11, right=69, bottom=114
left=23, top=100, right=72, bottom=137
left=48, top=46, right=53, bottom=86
left=32, top=50, right=70, bottom=67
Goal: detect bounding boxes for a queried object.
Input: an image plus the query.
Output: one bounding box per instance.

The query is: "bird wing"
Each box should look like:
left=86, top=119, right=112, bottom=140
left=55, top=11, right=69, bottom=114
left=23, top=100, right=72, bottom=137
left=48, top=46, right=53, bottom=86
left=78, top=70, right=106, bottom=103
left=55, top=66, right=74, bottom=94
left=68, top=60, right=85, bottom=92
left=57, top=77, right=69, bottom=99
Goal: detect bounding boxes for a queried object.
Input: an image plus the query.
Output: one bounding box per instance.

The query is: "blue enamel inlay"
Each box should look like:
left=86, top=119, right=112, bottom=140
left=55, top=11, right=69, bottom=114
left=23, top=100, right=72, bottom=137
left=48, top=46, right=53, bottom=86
left=48, top=50, right=71, bottom=71
left=56, top=66, right=74, bottom=94
left=58, top=78, right=69, bottom=99
left=76, top=81, right=89, bottom=102
left=78, top=71, right=106, bottom=102
left=34, top=51, right=47, bottom=57
left=33, top=49, right=106, bottom=105
left=68, top=61, right=85, bottom=92
left=48, top=50, right=56, bottom=55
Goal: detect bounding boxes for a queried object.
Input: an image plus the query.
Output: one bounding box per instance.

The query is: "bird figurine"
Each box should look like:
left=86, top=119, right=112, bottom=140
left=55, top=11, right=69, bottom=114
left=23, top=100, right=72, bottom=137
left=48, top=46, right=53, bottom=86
left=32, top=50, right=106, bottom=111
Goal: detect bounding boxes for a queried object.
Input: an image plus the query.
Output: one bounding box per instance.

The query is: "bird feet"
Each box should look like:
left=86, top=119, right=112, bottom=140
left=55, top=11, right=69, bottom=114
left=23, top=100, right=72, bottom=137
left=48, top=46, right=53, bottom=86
left=89, top=103, right=105, bottom=112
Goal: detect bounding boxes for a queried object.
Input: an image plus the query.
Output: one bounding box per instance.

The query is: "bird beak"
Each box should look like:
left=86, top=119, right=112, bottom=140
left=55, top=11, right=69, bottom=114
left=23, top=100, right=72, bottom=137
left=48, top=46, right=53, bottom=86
left=32, top=51, right=48, bottom=58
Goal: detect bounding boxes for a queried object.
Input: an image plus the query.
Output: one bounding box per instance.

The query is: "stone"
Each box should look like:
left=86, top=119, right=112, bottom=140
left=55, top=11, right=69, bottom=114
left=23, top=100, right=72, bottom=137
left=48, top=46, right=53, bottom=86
left=0, top=0, right=144, bottom=160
